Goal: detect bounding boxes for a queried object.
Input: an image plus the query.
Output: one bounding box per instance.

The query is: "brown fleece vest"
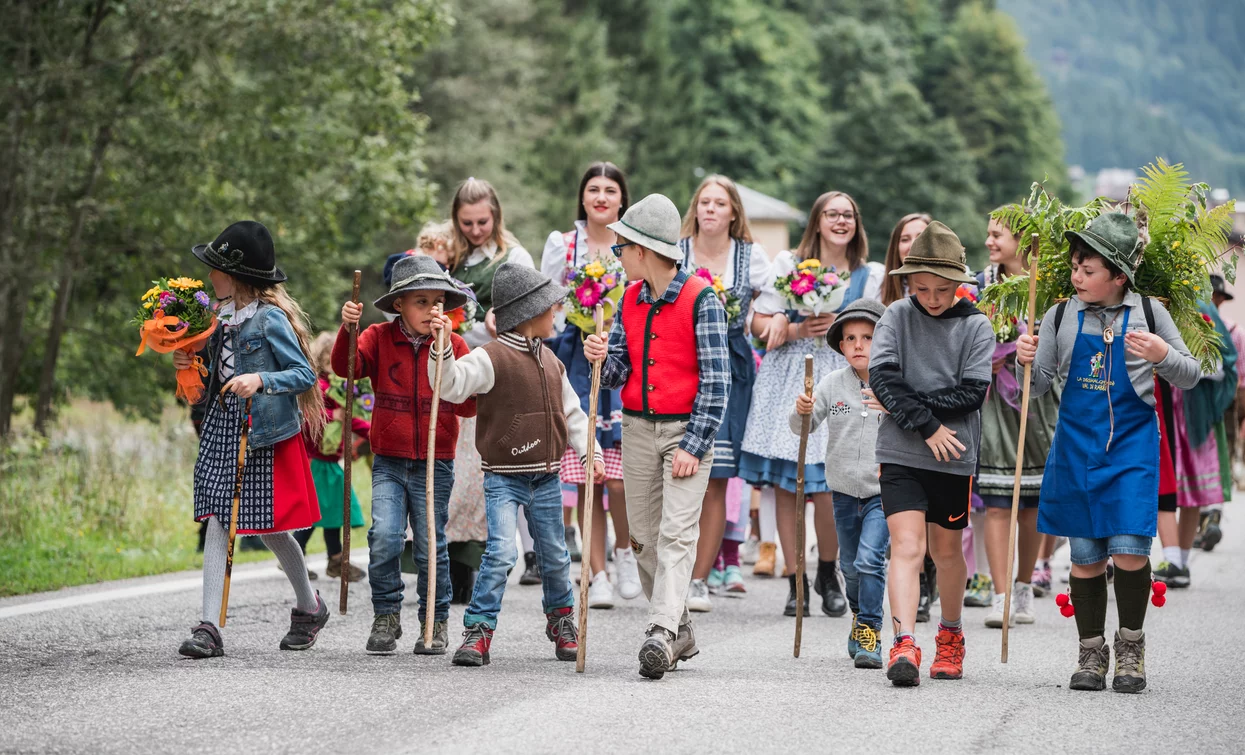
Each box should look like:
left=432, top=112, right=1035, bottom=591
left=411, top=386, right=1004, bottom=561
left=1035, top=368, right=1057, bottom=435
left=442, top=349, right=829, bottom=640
left=475, top=338, right=569, bottom=474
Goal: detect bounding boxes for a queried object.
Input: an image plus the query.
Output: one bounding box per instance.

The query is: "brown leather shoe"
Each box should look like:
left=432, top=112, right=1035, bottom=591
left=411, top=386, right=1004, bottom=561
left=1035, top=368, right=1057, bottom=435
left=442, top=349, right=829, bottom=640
left=326, top=553, right=365, bottom=582
left=753, top=542, right=777, bottom=577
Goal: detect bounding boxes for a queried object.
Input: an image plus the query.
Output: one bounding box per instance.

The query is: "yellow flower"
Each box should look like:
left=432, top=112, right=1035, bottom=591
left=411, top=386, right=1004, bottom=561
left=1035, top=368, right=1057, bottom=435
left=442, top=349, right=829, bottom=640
left=797, top=258, right=821, bottom=271
left=1171, top=241, right=1181, bottom=249
left=1182, top=279, right=1190, bottom=285
left=583, top=262, right=606, bottom=279
left=167, top=277, right=203, bottom=290
left=142, top=286, right=163, bottom=301
left=144, top=300, right=155, bottom=310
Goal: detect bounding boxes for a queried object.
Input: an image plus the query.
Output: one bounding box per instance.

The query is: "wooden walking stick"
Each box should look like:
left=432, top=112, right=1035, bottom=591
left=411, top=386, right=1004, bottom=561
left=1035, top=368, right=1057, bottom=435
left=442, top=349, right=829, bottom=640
left=424, top=302, right=446, bottom=649
left=794, top=354, right=814, bottom=658
left=1002, top=234, right=1040, bottom=663
left=220, top=396, right=254, bottom=627
left=576, top=304, right=605, bottom=674
left=340, top=270, right=362, bottom=615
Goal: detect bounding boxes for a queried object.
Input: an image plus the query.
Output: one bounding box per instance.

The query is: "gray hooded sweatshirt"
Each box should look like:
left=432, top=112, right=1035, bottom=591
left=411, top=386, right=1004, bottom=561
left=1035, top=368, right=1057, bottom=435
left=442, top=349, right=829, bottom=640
left=788, top=366, right=881, bottom=499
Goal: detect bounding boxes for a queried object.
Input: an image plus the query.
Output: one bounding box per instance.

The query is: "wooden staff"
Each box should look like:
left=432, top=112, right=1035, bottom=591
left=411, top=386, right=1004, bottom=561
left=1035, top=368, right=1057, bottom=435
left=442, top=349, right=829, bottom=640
left=220, top=396, right=253, bottom=627
left=1002, top=234, right=1040, bottom=663
left=794, top=354, right=814, bottom=658
left=424, top=302, right=446, bottom=649
left=340, top=271, right=362, bottom=615
left=576, top=304, right=605, bottom=674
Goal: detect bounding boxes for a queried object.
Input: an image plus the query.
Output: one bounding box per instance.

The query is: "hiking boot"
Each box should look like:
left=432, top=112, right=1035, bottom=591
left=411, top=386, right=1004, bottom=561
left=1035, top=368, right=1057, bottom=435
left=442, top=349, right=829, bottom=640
left=853, top=622, right=884, bottom=669
left=669, top=621, right=699, bottom=670
left=930, top=628, right=965, bottom=680
left=1069, top=635, right=1110, bottom=691
left=546, top=607, right=579, bottom=661
left=638, top=625, right=675, bottom=680
left=366, top=613, right=402, bottom=654
left=722, top=564, right=747, bottom=595
left=1112, top=628, right=1147, bottom=693
left=814, top=560, right=848, bottom=617
left=1032, top=561, right=1053, bottom=597
left=414, top=620, right=449, bottom=655
left=519, top=551, right=542, bottom=585
left=784, top=573, right=811, bottom=617
left=687, top=578, right=712, bottom=613
left=325, top=553, right=365, bottom=582
left=1154, top=561, right=1190, bottom=588
left=917, top=573, right=932, bottom=623
left=565, top=525, right=582, bottom=563
left=453, top=624, right=493, bottom=667
left=279, top=593, right=329, bottom=650
left=887, top=636, right=922, bottom=686
left=178, top=622, right=224, bottom=659
left=753, top=541, right=777, bottom=576
left=964, top=573, right=993, bottom=607
left=1201, top=509, right=1223, bottom=551
left=847, top=614, right=860, bottom=659
left=706, top=568, right=725, bottom=595
left=615, top=547, right=643, bottom=600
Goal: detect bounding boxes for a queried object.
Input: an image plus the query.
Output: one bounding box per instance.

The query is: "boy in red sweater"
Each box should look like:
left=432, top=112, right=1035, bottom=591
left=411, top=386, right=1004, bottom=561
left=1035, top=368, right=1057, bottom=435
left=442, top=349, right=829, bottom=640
left=336, top=255, right=476, bottom=655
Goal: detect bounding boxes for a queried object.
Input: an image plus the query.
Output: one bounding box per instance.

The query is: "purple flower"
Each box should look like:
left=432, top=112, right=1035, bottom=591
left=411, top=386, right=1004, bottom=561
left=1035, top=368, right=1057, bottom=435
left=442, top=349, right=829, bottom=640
left=194, top=291, right=211, bottom=307
left=173, top=320, right=188, bottom=331
left=361, top=394, right=375, bottom=412
left=158, top=291, right=176, bottom=308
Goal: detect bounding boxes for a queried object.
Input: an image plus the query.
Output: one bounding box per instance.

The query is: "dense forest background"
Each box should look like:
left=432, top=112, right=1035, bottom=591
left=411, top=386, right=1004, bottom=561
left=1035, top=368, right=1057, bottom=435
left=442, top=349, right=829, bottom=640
left=0, top=0, right=1155, bottom=432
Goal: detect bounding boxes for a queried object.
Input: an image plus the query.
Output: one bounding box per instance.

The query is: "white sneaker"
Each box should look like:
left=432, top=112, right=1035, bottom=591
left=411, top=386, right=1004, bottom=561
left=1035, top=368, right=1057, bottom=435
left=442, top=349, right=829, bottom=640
left=614, top=547, right=642, bottom=600
left=1012, top=581, right=1036, bottom=624
left=741, top=536, right=760, bottom=565
left=984, top=592, right=1014, bottom=628
left=587, top=571, right=615, bottom=609
left=687, top=578, right=712, bottom=613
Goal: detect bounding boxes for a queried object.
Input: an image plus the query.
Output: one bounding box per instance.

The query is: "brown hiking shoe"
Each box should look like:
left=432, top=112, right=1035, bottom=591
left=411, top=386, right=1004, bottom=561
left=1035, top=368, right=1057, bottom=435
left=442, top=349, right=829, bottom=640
left=326, top=553, right=365, bottom=582
left=1112, top=628, right=1147, bottom=693
left=1069, top=636, right=1110, bottom=691
left=669, top=621, right=698, bottom=670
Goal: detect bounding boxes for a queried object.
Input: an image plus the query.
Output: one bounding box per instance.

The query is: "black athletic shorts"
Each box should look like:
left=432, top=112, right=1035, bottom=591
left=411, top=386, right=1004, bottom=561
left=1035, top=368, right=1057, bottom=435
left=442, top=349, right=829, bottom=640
left=879, top=464, right=973, bottom=531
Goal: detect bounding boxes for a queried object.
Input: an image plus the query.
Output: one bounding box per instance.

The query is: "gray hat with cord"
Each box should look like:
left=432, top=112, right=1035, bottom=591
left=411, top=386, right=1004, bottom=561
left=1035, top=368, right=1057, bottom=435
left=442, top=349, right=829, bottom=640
left=492, top=263, right=569, bottom=333
left=826, top=298, right=887, bottom=354
left=1064, top=212, right=1142, bottom=287
left=374, top=254, right=470, bottom=312
left=608, top=193, right=683, bottom=261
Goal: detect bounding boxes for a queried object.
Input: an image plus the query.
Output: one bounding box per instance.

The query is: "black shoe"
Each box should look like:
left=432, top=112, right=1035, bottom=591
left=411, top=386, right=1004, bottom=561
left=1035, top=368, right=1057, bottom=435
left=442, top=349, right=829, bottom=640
left=519, top=551, right=542, bottom=586
left=1201, top=509, right=1223, bottom=551
left=814, top=560, right=848, bottom=617
left=414, top=620, right=449, bottom=655
left=638, top=626, right=675, bottom=680
left=279, top=593, right=329, bottom=650
left=178, top=622, right=224, bottom=659
left=450, top=560, right=476, bottom=605
left=784, top=574, right=812, bottom=617
left=1154, top=561, right=1191, bottom=588
left=917, top=574, right=932, bottom=623
left=366, top=613, right=402, bottom=654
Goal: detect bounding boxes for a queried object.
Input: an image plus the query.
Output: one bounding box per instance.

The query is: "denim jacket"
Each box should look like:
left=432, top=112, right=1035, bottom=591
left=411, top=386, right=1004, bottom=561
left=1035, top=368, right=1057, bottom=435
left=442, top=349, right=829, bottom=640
left=203, top=302, right=316, bottom=448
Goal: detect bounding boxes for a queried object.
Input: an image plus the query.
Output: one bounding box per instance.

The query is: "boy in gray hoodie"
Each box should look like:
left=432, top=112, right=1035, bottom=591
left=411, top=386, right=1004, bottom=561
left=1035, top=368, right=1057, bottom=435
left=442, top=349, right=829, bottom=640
left=867, top=221, right=995, bottom=687
left=791, top=298, right=889, bottom=670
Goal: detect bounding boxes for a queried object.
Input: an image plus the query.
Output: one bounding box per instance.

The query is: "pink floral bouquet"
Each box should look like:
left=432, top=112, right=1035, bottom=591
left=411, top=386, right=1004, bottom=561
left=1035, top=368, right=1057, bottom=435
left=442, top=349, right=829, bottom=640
left=565, top=259, right=625, bottom=334
left=771, top=257, right=849, bottom=316
left=692, top=267, right=742, bottom=321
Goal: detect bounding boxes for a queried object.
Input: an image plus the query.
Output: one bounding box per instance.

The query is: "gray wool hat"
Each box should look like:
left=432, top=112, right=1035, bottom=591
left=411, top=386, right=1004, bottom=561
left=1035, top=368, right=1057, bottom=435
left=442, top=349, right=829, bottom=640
left=374, top=254, right=470, bottom=313
left=608, top=193, right=683, bottom=261
left=826, top=297, right=887, bottom=354
left=492, top=263, right=569, bottom=333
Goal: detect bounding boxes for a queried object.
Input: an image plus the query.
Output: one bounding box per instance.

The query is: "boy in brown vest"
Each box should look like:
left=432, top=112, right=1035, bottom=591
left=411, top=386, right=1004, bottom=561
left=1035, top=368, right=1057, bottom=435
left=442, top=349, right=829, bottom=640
left=430, top=263, right=604, bottom=667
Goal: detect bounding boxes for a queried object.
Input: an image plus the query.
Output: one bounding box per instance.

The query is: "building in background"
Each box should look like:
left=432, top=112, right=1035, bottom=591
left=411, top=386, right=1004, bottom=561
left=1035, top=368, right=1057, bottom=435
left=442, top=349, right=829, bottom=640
left=737, top=184, right=803, bottom=259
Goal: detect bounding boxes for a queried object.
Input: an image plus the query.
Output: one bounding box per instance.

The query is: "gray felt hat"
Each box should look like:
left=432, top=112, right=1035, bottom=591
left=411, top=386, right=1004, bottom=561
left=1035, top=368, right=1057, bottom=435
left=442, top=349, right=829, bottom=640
left=826, top=298, right=887, bottom=354
left=492, top=263, right=569, bottom=333
left=608, top=193, right=683, bottom=261
left=374, top=254, right=469, bottom=313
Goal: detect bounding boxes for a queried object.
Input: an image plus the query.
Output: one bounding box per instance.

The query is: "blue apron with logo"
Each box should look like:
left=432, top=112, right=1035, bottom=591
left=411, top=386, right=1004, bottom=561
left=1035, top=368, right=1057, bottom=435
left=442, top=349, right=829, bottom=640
left=1038, top=309, right=1158, bottom=539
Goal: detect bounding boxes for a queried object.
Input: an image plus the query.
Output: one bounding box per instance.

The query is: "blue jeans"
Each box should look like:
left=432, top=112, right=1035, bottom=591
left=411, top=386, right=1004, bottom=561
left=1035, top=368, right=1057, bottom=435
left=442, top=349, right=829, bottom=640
left=1068, top=534, right=1153, bottom=565
left=368, top=455, right=454, bottom=619
left=465, top=472, right=573, bottom=629
left=832, top=492, right=890, bottom=628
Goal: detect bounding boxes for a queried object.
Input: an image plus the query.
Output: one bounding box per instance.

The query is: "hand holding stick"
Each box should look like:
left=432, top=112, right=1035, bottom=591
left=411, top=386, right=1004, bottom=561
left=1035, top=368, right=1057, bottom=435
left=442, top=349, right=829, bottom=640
left=340, top=271, right=361, bottom=615
left=424, top=302, right=446, bottom=649
left=794, top=355, right=813, bottom=657
left=576, top=305, right=605, bottom=673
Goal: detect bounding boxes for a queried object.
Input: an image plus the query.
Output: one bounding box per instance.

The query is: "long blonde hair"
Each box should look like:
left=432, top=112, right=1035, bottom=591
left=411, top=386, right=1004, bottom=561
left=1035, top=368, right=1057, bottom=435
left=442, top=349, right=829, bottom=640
left=680, top=175, right=754, bottom=242
left=794, top=191, right=868, bottom=270
left=448, top=177, right=520, bottom=271
left=882, top=212, right=932, bottom=305
left=309, top=332, right=335, bottom=376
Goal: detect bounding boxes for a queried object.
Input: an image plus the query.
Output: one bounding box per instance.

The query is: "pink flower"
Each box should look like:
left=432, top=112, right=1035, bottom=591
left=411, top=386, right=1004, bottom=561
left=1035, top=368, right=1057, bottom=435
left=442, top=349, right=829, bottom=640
left=694, top=267, right=715, bottom=284
left=601, top=273, right=617, bottom=289
left=821, top=272, right=839, bottom=287
left=790, top=273, right=817, bottom=296
left=576, top=280, right=603, bottom=308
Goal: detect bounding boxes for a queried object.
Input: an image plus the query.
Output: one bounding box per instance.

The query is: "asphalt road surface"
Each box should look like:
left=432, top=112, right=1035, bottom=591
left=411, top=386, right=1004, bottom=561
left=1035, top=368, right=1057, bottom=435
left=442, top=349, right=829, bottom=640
left=2, top=513, right=1243, bottom=755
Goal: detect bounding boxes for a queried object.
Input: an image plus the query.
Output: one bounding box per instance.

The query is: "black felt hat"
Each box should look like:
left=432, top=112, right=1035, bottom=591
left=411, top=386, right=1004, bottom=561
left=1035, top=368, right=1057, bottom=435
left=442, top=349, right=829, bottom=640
left=192, top=221, right=287, bottom=289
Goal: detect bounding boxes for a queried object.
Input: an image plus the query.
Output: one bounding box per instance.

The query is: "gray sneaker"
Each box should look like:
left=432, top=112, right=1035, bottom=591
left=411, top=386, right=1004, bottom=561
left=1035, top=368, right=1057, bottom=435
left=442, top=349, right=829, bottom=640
left=414, top=620, right=449, bottom=655
left=638, top=626, right=675, bottom=680
left=366, top=613, right=402, bottom=654
left=686, top=578, right=712, bottom=613
left=1112, top=628, right=1147, bottom=693
left=669, top=621, right=699, bottom=670
left=1069, top=635, right=1110, bottom=691
left=279, top=593, right=329, bottom=651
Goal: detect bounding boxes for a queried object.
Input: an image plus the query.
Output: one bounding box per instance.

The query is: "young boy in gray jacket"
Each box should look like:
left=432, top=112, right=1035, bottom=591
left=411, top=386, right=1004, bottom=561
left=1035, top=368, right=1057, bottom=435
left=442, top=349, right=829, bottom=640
left=791, top=298, right=889, bottom=670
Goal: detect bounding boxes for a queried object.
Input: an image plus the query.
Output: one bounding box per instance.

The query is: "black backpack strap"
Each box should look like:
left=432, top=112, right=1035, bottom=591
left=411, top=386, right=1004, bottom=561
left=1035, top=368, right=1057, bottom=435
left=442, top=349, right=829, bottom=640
left=1142, top=296, right=1156, bottom=333
left=1051, top=300, right=1068, bottom=337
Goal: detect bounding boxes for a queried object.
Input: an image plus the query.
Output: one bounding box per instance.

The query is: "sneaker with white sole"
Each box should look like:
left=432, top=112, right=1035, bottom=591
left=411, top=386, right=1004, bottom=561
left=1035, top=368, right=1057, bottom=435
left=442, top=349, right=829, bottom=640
left=1012, top=581, right=1036, bottom=624
left=984, top=592, right=1014, bottom=628
left=722, top=564, right=747, bottom=596
left=587, top=571, right=615, bottom=609
left=614, top=547, right=642, bottom=600
left=686, top=578, right=712, bottom=613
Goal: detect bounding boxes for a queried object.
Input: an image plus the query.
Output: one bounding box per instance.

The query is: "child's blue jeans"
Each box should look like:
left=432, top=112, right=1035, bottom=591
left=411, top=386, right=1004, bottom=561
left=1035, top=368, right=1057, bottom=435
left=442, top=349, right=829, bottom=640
left=368, top=455, right=454, bottom=620
left=832, top=491, right=890, bottom=628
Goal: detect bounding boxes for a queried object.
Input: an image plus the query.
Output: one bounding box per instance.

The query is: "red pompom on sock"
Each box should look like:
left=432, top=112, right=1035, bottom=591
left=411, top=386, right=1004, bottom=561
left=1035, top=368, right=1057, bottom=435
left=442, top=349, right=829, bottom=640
left=1151, top=594, right=1166, bottom=608
left=1151, top=579, right=1167, bottom=607
left=1059, top=603, right=1076, bottom=617
left=1055, top=593, right=1070, bottom=607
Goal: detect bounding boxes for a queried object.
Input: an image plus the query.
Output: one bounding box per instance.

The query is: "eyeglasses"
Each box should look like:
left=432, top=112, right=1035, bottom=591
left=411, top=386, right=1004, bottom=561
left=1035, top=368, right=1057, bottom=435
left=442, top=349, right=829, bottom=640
left=611, top=242, right=633, bottom=258
left=822, top=210, right=856, bottom=222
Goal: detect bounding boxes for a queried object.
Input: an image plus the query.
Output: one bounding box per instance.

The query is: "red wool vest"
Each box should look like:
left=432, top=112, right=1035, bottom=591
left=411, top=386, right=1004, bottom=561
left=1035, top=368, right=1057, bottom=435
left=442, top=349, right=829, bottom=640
left=620, top=274, right=712, bottom=420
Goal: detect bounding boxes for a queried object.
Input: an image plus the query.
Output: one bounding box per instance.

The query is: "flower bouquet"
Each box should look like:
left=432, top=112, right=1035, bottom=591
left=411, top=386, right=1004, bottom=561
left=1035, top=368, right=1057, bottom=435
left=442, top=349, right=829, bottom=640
left=320, top=375, right=374, bottom=457
left=565, top=259, right=625, bottom=334
left=133, top=277, right=218, bottom=403
left=772, top=256, right=849, bottom=316
left=693, top=267, right=742, bottom=321
left=445, top=280, right=479, bottom=337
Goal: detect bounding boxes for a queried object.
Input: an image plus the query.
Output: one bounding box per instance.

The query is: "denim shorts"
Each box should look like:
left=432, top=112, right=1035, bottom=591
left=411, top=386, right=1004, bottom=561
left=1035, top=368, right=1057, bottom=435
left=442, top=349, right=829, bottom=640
left=1067, top=534, right=1153, bottom=566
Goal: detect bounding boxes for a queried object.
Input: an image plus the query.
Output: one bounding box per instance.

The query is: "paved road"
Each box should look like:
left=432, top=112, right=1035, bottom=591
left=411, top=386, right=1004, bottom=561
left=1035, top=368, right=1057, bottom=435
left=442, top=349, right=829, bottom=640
left=2, top=514, right=1243, bottom=755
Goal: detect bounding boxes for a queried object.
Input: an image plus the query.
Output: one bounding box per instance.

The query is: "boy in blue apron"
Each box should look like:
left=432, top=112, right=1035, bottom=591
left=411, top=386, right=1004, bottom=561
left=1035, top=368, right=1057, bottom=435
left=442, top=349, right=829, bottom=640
left=1016, top=212, right=1201, bottom=693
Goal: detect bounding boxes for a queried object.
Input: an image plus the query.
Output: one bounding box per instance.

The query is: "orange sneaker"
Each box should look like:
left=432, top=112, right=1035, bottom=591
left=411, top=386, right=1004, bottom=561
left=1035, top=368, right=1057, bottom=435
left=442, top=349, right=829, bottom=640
left=886, top=636, right=922, bottom=686
left=930, top=628, right=965, bottom=679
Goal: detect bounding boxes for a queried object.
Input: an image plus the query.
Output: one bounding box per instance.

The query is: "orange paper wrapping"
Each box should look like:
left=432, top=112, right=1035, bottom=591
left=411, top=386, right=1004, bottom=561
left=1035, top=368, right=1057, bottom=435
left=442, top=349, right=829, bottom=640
left=135, top=314, right=218, bottom=404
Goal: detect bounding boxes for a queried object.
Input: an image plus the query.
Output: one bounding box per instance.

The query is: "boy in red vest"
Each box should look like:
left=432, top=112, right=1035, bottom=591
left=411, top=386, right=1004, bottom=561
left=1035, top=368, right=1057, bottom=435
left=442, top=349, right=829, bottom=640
left=584, top=193, right=729, bottom=680
left=336, top=255, right=476, bottom=656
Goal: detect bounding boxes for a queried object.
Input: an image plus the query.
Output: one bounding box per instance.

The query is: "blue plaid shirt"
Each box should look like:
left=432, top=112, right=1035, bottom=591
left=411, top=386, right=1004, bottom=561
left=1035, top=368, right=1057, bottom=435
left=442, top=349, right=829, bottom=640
left=599, top=270, right=729, bottom=458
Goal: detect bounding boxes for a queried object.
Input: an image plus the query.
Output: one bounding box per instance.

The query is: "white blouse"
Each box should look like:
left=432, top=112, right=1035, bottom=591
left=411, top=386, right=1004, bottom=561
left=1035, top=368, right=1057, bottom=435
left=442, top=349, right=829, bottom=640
left=754, top=252, right=885, bottom=315
left=682, top=238, right=771, bottom=291
left=216, top=299, right=260, bottom=380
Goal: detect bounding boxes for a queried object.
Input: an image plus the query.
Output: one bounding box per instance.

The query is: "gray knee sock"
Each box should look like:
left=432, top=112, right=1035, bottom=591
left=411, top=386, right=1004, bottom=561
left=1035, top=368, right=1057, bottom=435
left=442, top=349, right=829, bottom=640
left=261, top=532, right=319, bottom=612
left=201, top=517, right=227, bottom=624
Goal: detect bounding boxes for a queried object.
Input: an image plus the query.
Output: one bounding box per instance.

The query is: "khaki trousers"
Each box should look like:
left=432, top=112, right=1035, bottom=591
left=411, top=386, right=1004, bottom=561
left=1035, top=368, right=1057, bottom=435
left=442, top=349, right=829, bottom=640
left=621, top=415, right=713, bottom=633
